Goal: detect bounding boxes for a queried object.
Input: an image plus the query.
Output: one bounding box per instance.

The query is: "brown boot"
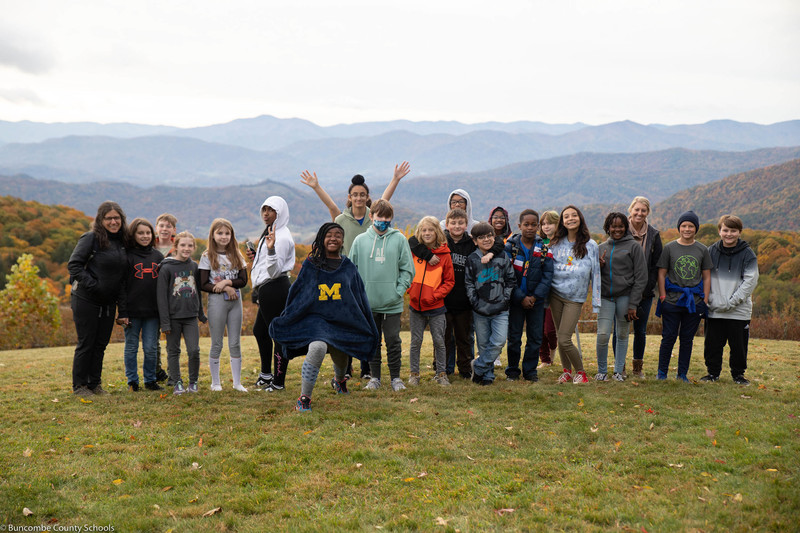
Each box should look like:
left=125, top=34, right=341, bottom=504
left=632, top=359, right=645, bottom=379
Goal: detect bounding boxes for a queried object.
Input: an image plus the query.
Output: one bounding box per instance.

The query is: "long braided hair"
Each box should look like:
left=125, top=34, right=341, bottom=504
left=308, top=222, right=345, bottom=267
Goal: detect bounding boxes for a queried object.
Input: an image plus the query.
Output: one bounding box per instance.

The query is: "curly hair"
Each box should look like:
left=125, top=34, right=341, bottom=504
left=309, top=222, right=345, bottom=267
left=603, top=212, right=630, bottom=235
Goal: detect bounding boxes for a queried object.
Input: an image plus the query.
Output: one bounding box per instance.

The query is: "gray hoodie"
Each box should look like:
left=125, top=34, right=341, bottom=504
left=598, top=233, right=648, bottom=310
left=707, top=239, right=759, bottom=320
left=157, top=257, right=206, bottom=331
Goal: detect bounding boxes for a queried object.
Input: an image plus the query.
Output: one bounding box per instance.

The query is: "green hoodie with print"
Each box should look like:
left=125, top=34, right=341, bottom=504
left=349, top=225, right=414, bottom=314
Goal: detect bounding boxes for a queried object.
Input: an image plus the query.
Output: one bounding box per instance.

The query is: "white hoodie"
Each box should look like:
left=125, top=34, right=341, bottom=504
left=439, top=188, right=481, bottom=233
left=251, top=196, right=296, bottom=287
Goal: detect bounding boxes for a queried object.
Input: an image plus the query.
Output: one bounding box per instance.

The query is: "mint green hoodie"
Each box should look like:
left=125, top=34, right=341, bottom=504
left=349, top=225, right=414, bottom=314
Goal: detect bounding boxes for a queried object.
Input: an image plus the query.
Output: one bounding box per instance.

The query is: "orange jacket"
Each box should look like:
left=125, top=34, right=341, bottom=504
left=407, top=242, right=455, bottom=312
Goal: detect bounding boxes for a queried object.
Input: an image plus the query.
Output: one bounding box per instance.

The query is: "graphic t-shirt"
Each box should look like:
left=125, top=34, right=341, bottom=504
left=199, top=252, right=241, bottom=300
left=656, top=240, right=712, bottom=305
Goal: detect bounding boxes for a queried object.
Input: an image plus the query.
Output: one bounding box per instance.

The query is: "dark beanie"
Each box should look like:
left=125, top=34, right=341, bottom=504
left=677, top=211, right=700, bottom=232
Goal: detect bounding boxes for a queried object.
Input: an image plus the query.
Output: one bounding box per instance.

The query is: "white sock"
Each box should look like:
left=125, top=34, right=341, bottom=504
left=209, top=356, right=221, bottom=387
left=231, top=357, right=247, bottom=391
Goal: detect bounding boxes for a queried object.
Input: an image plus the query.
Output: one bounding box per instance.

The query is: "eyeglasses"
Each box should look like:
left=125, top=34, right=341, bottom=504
left=103, top=216, right=122, bottom=222
left=475, top=234, right=494, bottom=241
left=450, top=200, right=467, bottom=207
left=350, top=192, right=368, bottom=198
left=490, top=215, right=506, bottom=221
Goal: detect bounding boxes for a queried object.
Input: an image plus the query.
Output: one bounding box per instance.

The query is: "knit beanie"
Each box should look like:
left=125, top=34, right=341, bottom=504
left=677, top=211, right=700, bottom=232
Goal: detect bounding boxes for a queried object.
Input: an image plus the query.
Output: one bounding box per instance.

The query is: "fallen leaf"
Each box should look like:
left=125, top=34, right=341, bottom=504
left=133, top=420, right=142, bottom=428
left=495, top=508, right=515, bottom=516
left=356, top=463, right=363, bottom=468
left=733, top=493, right=743, bottom=502
left=467, top=409, right=474, bottom=414
left=698, top=496, right=707, bottom=502
left=190, top=462, right=201, bottom=470
left=740, top=395, right=752, bottom=399
left=153, top=504, right=160, bottom=510
left=645, top=408, right=654, bottom=414
left=198, top=438, right=203, bottom=447
left=505, top=426, right=513, bottom=431
left=409, top=398, right=419, bottom=403
left=112, top=479, right=123, bottom=485
left=162, top=486, right=173, bottom=492
left=578, top=399, right=584, bottom=407
left=23, top=508, right=34, bottom=516
left=435, top=517, right=448, bottom=526
left=466, top=455, right=475, bottom=461
left=188, top=498, right=198, bottom=503
left=705, top=429, right=716, bottom=439
left=51, top=398, right=59, bottom=403
left=404, top=478, right=416, bottom=482
left=202, top=507, right=222, bottom=517
left=23, top=447, right=32, bottom=457
left=80, top=398, right=93, bottom=404
left=766, top=468, right=778, bottom=472
left=84, top=445, right=94, bottom=449
left=407, top=434, right=419, bottom=439
left=649, top=422, right=655, bottom=430
left=557, top=392, right=563, bottom=396
left=701, top=472, right=712, bottom=477
left=614, top=441, right=622, bottom=449
left=714, top=459, right=726, bottom=464
left=590, top=425, right=599, bottom=433
left=712, top=439, right=717, bottom=446
left=758, top=384, right=766, bottom=390
left=303, top=430, right=313, bottom=435
left=668, top=463, right=684, bottom=468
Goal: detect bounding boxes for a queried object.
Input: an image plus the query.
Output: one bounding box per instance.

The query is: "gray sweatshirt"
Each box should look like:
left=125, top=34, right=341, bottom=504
left=707, top=239, right=759, bottom=320
left=598, top=233, right=648, bottom=310
left=157, top=257, right=206, bottom=331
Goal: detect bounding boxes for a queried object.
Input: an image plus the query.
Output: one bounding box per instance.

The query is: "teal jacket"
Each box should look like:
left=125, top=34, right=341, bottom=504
left=349, top=226, right=414, bottom=314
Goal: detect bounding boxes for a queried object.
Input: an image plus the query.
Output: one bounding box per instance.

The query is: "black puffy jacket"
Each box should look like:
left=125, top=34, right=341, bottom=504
left=68, top=230, right=127, bottom=305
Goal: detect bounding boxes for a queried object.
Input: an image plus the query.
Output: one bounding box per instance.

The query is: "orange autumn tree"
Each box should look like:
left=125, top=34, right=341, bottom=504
left=0, top=254, right=61, bottom=349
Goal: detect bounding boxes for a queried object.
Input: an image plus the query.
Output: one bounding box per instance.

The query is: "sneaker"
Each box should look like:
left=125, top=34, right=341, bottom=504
left=333, top=379, right=349, bottom=394
left=360, top=373, right=372, bottom=380
left=364, top=377, right=381, bottom=390
left=594, top=373, right=608, bottom=381
left=264, top=382, right=285, bottom=392
left=676, top=375, right=690, bottom=383
left=188, top=382, right=198, bottom=393
left=255, top=373, right=273, bottom=388
left=156, top=369, right=169, bottom=382
left=73, top=386, right=94, bottom=398
left=344, top=373, right=352, bottom=380
left=173, top=381, right=186, bottom=395
left=91, top=385, right=109, bottom=395
left=434, top=372, right=451, bottom=386
left=128, top=382, right=140, bottom=392
left=494, top=359, right=502, bottom=367
left=523, top=374, right=539, bottom=383
left=573, top=371, right=589, bottom=384
left=699, top=374, right=719, bottom=383
left=295, top=395, right=312, bottom=412
left=391, top=378, right=406, bottom=391
left=612, top=372, right=625, bottom=382
left=144, top=382, right=164, bottom=391
left=210, top=384, right=223, bottom=391
left=480, top=379, right=493, bottom=386
left=558, top=369, right=573, bottom=383
left=506, top=375, right=519, bottom=381
left=407, top=373, right=420, bottom=386
left=233, top=384, right=248, bottom=392
left=538, top=361, right=552, bottom=368
left=733, top=375, right=750, bottom=386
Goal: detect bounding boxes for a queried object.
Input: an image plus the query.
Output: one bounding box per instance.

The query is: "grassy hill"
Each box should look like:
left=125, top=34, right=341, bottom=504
left=651, top=158, right=800, bottom=231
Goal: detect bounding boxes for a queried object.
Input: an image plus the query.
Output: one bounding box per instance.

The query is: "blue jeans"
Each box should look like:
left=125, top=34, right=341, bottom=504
left=657, top=300, right=707, bottom=379
left=613, top=295, right=653, bottom=361
left=472, top=310, right=508, bottom=382
left=505, top=300, right=545, bottom=380
left=596, top=296, right=630, bottom=375
left=123, top=317, right=159, bottom=384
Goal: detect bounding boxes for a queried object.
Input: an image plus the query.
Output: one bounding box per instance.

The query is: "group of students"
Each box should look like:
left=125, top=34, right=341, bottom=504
left=67, top=164, right=759, bottom=412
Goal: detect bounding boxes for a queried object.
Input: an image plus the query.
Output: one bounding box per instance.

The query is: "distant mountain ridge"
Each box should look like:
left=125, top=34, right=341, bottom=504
left=1, top=119, right=799, bottom=188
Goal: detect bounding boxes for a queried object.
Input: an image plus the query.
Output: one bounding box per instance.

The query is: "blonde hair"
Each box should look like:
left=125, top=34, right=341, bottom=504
left=414, top=216, right=447, bottom=248
left=538, top=210, right=559, bottom=239
left=628, top=196, right=651, bottom=215
left=205, top=218, right=245, bottom=271
left=173, top=230, right=196, bottom=251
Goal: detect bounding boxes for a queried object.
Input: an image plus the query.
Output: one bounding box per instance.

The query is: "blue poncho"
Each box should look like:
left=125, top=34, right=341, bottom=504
left=269, top=257, right=379, bottom=361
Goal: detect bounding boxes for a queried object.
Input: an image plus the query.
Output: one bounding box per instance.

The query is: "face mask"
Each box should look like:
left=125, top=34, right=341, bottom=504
left=373, top=220, right=391, bottom=232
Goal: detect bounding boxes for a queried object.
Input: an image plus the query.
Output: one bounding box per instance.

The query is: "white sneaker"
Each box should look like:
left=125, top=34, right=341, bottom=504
left=364, top=377, right=381, bottom=390
left=594, top=373, right=608, bottom=382
left=494, top=359, right=502, bottom=367
left=391, top=378, right=406, bottom=391
left=233, top=384, right=249, bottom=392
left=210, top=384, right=223, bottom=391
left=612, top=372, right=625, bottom=382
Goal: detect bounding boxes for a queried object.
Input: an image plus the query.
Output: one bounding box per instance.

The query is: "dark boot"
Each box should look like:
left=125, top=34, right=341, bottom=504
left=632, top=359, right=645, bottom=379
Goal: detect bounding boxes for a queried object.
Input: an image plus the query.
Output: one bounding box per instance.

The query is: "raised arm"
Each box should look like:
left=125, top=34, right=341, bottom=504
left=300, top=170, right=340, bottom=222
left=380, top=161, right=411, bottom=201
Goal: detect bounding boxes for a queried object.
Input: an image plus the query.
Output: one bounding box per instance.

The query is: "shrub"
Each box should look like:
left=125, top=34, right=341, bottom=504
left=0, top=254, right=61, bottom=349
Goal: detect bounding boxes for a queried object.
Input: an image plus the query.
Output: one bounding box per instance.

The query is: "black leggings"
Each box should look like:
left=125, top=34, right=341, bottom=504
left=71, top=295, right=116, bottom=390
left=253, top=277, right=291, bottom=385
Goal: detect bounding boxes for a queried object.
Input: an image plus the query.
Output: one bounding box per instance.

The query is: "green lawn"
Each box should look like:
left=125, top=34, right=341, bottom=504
left=0, top=333, right=798, bottom=532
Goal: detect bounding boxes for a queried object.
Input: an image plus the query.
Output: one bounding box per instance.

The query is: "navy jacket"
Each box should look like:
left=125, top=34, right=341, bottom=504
left=504, top=234, right=554, bottom=304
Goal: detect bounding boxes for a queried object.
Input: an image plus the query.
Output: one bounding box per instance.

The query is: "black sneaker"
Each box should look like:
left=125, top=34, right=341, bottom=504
left=699, top=374, right=719, bottom=382
left=128, top=382, right=140, bottom=392
left=255, top=373, right=273, bottom=388
left=296, top=395, right=312, bottom=412
left=264, top=382, right=285, bottom=392
left=524, top=374, right=540, bottom=383
left=155, top=369, right=169, bottom=382
left=144, top=382, right=164, bottom=391
left=360, top=373, right=372, bottom=380
left=506, top=375, right=519, bottom=381
left=733, top=375, right=750, bottom=386
left=480, top=379, right=493, bottom=386
left=332, top=379, right=349, bottom=394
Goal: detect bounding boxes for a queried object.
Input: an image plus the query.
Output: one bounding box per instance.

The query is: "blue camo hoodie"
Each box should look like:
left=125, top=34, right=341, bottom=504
left=464, top=249, right=516, bottom=316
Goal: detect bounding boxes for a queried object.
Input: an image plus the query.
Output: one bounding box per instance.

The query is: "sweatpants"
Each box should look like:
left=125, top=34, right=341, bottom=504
left=253, top=277, right=290, bottom=384
left=409, top=309, right=446, bottom=374
left=71, top=295, right=116, bottom=391
left=369, top=312, right=402, bottom=381
left=208, top=293, right=243, bottom=360
left=548, top=292, right=585, bottom=373
left=166, top=317, right=200, bottom=385
left=300, top=341, right=349, bottom=398
left=703, top=318, right=750, bottom=378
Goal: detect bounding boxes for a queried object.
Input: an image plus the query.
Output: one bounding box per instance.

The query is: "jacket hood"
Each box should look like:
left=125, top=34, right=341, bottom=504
left=489, top=206, right=511, bottom=237
left=431, top=242, right=451, bottom=255
left=340, top=205, right=369, bottom=222
left=604, top=233, right=636, bottom=246
left=715, top=239, right=750, bottom=256
left=366, top=225, right=399, bottom=239
left=262, top=196, right=290, bottom=231
left=447, top=189, right=474, bottom=224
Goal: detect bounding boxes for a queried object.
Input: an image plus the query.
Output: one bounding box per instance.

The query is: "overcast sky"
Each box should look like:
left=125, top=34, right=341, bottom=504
left=1, top=0, right=798, bottom=128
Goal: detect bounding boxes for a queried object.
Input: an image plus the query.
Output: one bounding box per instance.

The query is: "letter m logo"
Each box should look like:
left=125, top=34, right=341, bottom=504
left=318, top=283, right=342, bottom=301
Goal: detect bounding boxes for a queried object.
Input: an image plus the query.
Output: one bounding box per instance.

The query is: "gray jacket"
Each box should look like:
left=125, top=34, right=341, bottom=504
left=598, top=233, right=648, bottom=310
left=707, top=239, right=759, bottom=320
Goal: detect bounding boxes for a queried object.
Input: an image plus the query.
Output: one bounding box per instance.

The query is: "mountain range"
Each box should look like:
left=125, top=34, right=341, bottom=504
left=1, top=117, right=799, bottom=188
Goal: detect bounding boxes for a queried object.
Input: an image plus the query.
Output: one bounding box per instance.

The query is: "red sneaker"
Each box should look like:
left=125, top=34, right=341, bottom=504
left=558, top=369, right=573, bottom=383
left=573, top=371, right=589, bottom=384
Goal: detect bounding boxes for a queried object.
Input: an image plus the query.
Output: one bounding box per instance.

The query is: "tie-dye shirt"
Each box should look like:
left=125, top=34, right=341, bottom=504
left=549, top=238, right=601, bottom=313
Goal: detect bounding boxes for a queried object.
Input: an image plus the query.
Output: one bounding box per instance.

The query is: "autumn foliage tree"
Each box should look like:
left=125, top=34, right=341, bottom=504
left=0, top=254, right=61, bottom=349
